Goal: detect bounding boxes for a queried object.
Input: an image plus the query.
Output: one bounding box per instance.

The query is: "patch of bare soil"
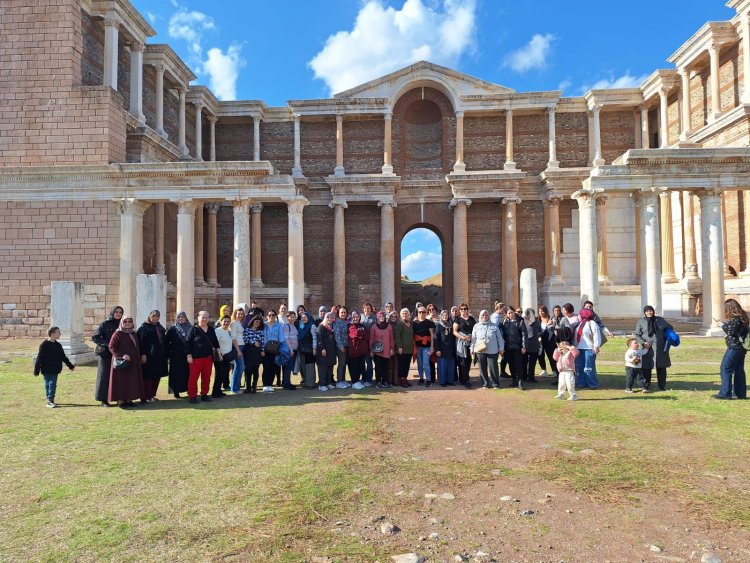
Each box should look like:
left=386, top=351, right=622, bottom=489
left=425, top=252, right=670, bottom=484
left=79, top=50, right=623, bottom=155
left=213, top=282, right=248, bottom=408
left=331, top=384, right=750, bottom=562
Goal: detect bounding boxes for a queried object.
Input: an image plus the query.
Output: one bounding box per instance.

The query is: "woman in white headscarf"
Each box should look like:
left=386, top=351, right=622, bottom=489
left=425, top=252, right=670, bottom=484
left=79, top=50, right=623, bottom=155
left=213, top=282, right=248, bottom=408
left=470, top=310, right=505, bottom=388
left=108, top=314, right=146, bottom=408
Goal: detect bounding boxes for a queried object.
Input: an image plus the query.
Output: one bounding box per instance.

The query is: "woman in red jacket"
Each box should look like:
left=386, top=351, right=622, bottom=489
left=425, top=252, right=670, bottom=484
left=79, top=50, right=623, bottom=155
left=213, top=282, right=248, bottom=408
left=347, top=310, right=369, bottom=390
left=369, top=311, right=394, bottom=389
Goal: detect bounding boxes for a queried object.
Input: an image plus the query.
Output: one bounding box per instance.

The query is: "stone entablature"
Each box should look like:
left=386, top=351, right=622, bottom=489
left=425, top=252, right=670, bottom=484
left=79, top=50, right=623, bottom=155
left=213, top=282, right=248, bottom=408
left=668, top=21, right=739, bottom=70
left=83, top=0, right=155, bottom=44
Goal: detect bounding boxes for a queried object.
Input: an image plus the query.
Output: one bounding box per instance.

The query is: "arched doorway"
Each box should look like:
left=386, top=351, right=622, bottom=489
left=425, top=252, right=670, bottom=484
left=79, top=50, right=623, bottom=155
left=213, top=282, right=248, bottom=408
left=399, top=226, right=445, bottom=311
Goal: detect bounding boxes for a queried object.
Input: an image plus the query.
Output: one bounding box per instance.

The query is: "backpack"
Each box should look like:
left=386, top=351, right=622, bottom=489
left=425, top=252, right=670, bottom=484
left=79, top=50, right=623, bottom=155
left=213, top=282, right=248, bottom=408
left=742, top=326, right=750, bottom=352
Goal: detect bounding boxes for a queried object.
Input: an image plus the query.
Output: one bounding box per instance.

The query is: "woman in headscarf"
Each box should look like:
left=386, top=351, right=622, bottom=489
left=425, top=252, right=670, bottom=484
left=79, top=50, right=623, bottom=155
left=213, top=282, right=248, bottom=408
left=137, top=310, right=167, bottom=402
left=108, top=314, right=146, bottom=409
left=471, top=309, right=505, bottom=388
left=387, top=310, right=400, bottom=386
left=92, top=305, right=123, bottom=406
left=347, top=310, right=369, bottom=390
left=316, top=311, right=338, bottom=391
left=242, top=315, right=266, bottom=394
left=574, top=307, right=602, bottom=390
left=165, top=311, right=191, bottom=398
left=296, top=311, right=318, bottom=389
left=453, top=303, right=476, bottom=388
left=633, top=305, right=674, bottom=391
left=715, top=298, right=749, bottom=400
left=522, top=308, right=542, bottom=384
left=369, top=310, right=394, bottom=389
left=394, top=308, right=414, bottom=387
left=434, top=309, right=457, bottom=386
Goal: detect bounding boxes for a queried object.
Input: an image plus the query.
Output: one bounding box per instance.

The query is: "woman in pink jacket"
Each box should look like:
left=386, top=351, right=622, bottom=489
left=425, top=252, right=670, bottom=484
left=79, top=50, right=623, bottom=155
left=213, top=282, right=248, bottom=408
left=369, top=310, right=394, bottom=389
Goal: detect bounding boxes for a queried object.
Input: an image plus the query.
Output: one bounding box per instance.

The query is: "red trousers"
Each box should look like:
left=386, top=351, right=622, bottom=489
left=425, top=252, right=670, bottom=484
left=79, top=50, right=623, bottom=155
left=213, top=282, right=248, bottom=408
left=188, top=356, right=213, bottom=398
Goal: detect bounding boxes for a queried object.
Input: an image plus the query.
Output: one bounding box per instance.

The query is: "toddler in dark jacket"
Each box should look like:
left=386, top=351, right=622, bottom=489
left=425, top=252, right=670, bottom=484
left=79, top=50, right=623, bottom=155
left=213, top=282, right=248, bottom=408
left=33, top=327, right=75, bottom=408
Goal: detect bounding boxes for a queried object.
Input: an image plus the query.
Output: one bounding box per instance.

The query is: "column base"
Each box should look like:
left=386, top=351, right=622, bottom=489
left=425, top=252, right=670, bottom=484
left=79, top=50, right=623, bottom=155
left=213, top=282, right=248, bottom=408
left=675, top=139, right=699, bottom=148
left=708, top=112, right=723, bottom=124
left=156, top=128, right=167, bottom=140
left=598, top=275, right=612, bottom=285
left=333, top=166, right=345, bottom=176
left=292, top=166, right=304, bottom=178
left=155, top=265, right=166, bottom=275
left=194, top=278, right=207, bottom=287
left=453, top=162, right=466, bottom=172
left=381, top=164, right=394, bottom=175
left=544, top=275, right=565, bottom=287
left=178, top=145, right=189, bottom=159
left=195, top=156, right=204, bottom=162
left=593, top=158, right=605, bottom=167
left=206, top=279, right=219, bottom=288
left=251, top=279, right=264, bottom=288
left=503, top=161, right=516, bottom=171
left=661, top=274, right=679, bottom=284
left=680, top=276, right=702, bottom=294
left=546, top=160, right=559, bottom=170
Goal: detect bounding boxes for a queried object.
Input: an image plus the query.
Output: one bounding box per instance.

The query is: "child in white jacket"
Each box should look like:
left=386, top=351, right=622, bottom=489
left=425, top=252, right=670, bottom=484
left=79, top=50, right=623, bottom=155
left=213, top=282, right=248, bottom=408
left=552, top=326, right=579, bottom=401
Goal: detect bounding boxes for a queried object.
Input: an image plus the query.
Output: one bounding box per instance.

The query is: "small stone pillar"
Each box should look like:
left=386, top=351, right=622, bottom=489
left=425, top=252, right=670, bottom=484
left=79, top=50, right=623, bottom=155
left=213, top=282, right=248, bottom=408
left=136, top=274, right=167, bottom=326
left=50, top=281, right=94, bottom=364
left=519, top=269, right=538, bottom=314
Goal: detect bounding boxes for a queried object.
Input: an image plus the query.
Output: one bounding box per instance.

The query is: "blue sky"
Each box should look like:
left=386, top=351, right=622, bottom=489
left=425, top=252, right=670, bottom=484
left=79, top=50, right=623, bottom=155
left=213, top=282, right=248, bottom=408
left=134, top=0, right=734, bottom=281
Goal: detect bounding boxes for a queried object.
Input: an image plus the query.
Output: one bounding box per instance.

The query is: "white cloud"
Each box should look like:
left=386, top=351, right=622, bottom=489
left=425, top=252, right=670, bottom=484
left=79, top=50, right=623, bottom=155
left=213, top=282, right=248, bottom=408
left=582, top=72, right=649, bottom=93
left=503, top=33, right=554, bottom=73
left=167, top=6, right=245, bottom=101
left=401, top=250, right=442, bottom=281
left=557, top=79, right=572, bottom=93
left=309, top=0, right=477, bottom=95
left=146, top=11, right=160, bottom=25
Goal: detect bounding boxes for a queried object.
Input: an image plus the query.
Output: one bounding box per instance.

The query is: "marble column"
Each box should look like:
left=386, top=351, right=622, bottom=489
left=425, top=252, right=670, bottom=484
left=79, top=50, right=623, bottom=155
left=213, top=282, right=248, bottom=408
left=721, top=193, right=733, bottom=277
left=382, top=112, right=394, bottom=174
left=154, top=63, right=166, bottom=138
left=334, top=114, right=345, bottom=176
left=743, top=190, right=750, bottom=276
left=103, top=14, right=120, bottom=90
left=573, top=191, right=599, bottom=307
left=742, top=13, right=750, bottom=104
left=640, top=105, right=650, bottom=149
left=634, top=194, right=642, bottom=282
left=708, top=44, right=723, bottom=122
left=678, top=68, right=692, bottom=142
left=292, top=114, right=303, bottom=177
left=454, top=111, right=466, bottom=172
left=118, top=198, right=149, bottom=316
left=502, top=198, right=521, bottom=306
left=504, top=109, right=516, bottom=170
left=640, top=191, right=662, bottom=314
left=660, top=192, right=678, bottom=283
left=177, top=87, right=188, bottom=158
left=658, top=87, right=670, bottom=148
left=547, top=107, right=559, bottom=169
left=232, top=201, right=251, bottom=306
left=699, top=190, right=725, bottom=333
left=250, top=203, right=263, bottom=286
left=379, top=201, right=396, bottom=305
left=154, top=202, right=165, bottom=275
left=450, top=198, right=471, bottom=304
left=592, top=105, right=605, bottom=166
left=331, top=201, right=347, bottom=305
left=682, top=192, right=699, bottom=279
left=176, top=200, right=198, bottom=320
left=596, top=194, right=610, bottom=283
left=206, top=203, right=220, bottom=287
left=208, top=116, right=217, bottom=162
left=129, top=41, right=146, bottom=126
left=253, top=116, right=261, bottom=161
left=544, top=195, right=563, bottom=284
left=194, top=204, right=205, bottom=286
left=287, top=198, right=308, bottom=308
left=194, top=101, right=204, bottom=161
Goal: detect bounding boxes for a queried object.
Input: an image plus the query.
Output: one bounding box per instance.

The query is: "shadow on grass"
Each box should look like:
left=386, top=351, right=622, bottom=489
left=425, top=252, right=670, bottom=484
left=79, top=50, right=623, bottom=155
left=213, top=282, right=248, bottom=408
left=139, top=390, right=380, bottom=411
left=573, top=395, right=678, bottom=401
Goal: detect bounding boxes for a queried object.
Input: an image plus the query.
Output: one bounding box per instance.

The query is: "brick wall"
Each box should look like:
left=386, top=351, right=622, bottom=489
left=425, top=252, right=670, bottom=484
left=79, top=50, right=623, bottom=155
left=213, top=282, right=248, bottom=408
left=81, top=9, right=103, bottom=87
left=465, top=115, right=505, bottom=170
left=300, top=120, right=337, bottom=180
left=215, top=121, right=253, bottom=161
left=0, top=200, right=120, bottom=337
left=343, top=119, right=383, bottom=174
left=260, top=121, right=294, bottom=175
left=513, top=113, right=548, bottom=174
left=466, top=202, right=502, bottom=308
left=668, top=93, right=681, bottom=146
left=557, top=112, right=589, bottom=167
left=303, top=204, right=335, bottom=306
left=720, top=43, right=741, bottom=113
left=601, top=110, right=636, bottom=164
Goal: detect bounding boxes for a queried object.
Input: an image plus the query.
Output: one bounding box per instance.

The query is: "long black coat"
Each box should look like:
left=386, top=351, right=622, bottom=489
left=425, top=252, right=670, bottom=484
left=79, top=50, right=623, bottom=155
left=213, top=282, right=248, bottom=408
left=634, top=316, right=673, bottom=370
left=165, top=325, right=190, bottom=394
left=92, top=311, right=120, bottom=402
left=137, top=322, right=167, bottom=380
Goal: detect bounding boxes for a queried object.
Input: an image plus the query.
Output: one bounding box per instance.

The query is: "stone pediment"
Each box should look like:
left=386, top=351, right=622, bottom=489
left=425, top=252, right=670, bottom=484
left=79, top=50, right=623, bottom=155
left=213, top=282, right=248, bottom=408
left=333, top=61, right=514, bottom=104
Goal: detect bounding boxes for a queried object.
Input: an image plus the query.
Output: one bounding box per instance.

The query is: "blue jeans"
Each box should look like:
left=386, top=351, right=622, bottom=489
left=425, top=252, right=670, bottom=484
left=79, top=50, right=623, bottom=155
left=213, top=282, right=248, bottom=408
left=231, top=345, right=245, bottom=392
left=282, top=352, right=297, bottom=388
left=415, top=347, right=431, bottom=381
left=438, top=357, right=456, bottom=385
left=42, top=373, right=58, bottom=401
left=364, top=354, right=374, bottom=383
left=575, top=349, right=599, bottom=389
left=719, top=348, right=747, bottom=399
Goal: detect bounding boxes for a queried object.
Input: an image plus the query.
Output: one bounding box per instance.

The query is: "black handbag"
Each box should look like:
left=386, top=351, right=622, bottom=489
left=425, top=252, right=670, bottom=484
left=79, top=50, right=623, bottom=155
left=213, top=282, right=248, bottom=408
left=113, top=357, right=130, bottom=370
left=265, top=340, right=280, bottom=356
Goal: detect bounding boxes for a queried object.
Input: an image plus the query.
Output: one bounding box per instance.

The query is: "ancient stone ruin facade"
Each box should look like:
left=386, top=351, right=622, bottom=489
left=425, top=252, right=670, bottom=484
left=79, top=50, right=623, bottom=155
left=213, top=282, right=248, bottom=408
left=2, top=0, right=750, bottom=338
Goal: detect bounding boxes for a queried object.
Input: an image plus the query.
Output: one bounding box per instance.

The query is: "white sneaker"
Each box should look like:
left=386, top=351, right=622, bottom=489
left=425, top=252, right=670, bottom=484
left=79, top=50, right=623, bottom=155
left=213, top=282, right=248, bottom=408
left=318, top=385, right=329, bottom=391
left=46, top=401, right=55, bottom=408
left=352, top=382, right=365, bottom=390
left=568, top=395, right=578, bottom=401
left=539, top=370, right=548, bottom=378
left=362, top=381, right=373, bottom=387
left=554, top=393, right=564, bottom=400
left=262, top=386, right=275, bottom=393
left=336, top=381, right=348, bottom=389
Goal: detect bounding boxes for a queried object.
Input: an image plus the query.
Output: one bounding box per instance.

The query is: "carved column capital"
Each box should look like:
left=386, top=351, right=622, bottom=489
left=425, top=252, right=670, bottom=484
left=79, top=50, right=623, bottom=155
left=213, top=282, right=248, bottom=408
left=153, top=62, right=166, bottom=75
left=329, top=200, right=348, bottom=209
left=571, top=190, right=598, bottom=208
left=378, top=200, right=397, bottom=209
left=543, top=194, right=563, bottom=208
left=175, top=199, right=199, bottom=214
left=103, top=13, right=123, bottom=29
left=501, top=197, right=522, bottom=206
left=595, top=194, right=608, bottom=205
left=117, top=198, right=149, bottom=217
left=449, top=198, right=472, bottom=210
left=130, top=40, right=144, bottom=53
left=205, top=202, right=221, bottom=214
left=250, top=202, right=264, bottom=214
left=286, top=197, right=309, bottom=215
left=207, top=115, right=218, bottom=124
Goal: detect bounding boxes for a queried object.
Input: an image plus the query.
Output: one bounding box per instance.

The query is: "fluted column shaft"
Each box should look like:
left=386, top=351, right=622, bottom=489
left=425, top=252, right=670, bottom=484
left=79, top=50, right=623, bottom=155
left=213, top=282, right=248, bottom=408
left=451, top=198, right=471, bottom=304
left=683, top=192, right=699, bottom=279
left=709, top=45, right=723, bottom=122
left=250, top=204, right=263, bottom=285
left=154, top=202, right=165, bottom=275
left=118, top=199, right=149, bottom=316
left=383, top=112, right=394, bottom=174
left=502, top=198, right=521, bottom=305
left=699, top=191, right=725, bottom=333
left=194, top=205, right=205, bottom=286
left=547, top=107, right=559, bottom=169
left=233, top=201, right=251, bottom=306
left=287, top=198, right=308, bottom=308
left=206, top=203, right=220, bottom=287
left=334, top=115, right=345, bottom=176
left=573, top=191, right=599, bottom=306
left=176, top=201, right=198, bottom=320
left=596, top=195, right=610, bottom=282
left=331, top=201, right=347, bottom=305
left=504, top=109, right=516, bottom=170
left=641, top=192, right=662, bottom=314
left=379, top=201, right=396, bottom=305
left=660, top=192, right=678, bottom=283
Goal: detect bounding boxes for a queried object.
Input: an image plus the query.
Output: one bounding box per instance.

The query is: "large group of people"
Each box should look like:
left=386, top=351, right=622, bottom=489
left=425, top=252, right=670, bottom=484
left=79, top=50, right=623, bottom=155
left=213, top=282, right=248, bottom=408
left=30, top=296, right=750, bottom=407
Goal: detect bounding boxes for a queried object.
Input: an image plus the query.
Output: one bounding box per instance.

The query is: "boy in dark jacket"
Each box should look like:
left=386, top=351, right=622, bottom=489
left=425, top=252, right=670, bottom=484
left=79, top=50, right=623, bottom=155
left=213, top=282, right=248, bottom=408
left=33, top=327, right=75, bottom=408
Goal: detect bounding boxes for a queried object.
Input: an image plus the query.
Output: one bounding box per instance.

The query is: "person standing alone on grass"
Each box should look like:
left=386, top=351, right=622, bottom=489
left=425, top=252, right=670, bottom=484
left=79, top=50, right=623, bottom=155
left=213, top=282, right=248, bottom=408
left=34, top=327, right=75, bottom=408
left=715, top=298, right=749, bottom=400
left=552, top=326, right=578, bottom=401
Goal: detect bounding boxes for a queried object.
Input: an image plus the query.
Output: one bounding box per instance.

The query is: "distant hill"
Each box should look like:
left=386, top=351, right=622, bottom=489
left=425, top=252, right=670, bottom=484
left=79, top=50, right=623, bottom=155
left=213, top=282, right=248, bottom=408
left=421, top=273, right=442, bottom=286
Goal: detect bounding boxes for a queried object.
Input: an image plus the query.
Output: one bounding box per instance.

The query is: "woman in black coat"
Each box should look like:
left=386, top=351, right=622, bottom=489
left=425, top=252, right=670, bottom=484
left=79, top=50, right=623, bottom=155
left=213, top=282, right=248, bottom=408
left=91, top=305, right=123, bottom=406
left=137, top=310, right=168, bottom=402
left=634, top=305, right=674, bottom=391
left=164, top=311, right=191, bottom=398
